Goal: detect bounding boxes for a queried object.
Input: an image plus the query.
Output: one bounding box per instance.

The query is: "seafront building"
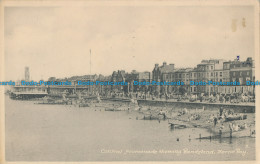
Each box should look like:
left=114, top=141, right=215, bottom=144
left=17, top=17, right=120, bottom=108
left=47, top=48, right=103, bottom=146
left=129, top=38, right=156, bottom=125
left=152, top=62, right=175, bottom=94
left=151, top=57, right=255, bottom=96
left=10, top=56, right=255, bottom=99
left=229, top=57, right=255, bottom=95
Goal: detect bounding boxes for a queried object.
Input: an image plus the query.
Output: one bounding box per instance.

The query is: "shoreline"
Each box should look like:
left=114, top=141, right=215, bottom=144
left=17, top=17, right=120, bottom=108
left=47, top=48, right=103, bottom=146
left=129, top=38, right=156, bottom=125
left=8, top=95, right=256, bottom=139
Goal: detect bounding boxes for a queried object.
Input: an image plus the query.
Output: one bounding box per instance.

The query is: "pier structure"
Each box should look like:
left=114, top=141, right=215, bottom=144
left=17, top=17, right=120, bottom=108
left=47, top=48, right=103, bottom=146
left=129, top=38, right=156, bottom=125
left=9, top=83, right=103, bottom=99
left=10, top=85, right=48, bottom=99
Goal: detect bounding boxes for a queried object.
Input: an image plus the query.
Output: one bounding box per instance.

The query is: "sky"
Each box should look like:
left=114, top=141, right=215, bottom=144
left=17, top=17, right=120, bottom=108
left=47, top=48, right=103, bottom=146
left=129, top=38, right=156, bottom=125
left=4, top=5, right=255, bottom=81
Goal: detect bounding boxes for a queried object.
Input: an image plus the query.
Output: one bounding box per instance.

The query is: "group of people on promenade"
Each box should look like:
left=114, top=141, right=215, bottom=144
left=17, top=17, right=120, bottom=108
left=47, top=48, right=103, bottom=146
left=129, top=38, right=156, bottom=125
left=65, top=86, right=255, bottom=106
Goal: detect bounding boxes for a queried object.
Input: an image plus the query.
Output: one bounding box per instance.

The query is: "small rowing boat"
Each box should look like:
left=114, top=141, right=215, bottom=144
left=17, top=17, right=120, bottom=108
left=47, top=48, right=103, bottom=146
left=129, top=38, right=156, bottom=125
left=169, top=123, right=187, bottom=129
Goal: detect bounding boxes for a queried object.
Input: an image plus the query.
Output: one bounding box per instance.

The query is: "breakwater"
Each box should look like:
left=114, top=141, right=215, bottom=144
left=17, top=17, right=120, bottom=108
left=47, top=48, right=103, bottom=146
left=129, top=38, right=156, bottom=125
left=137, top=100, right=255, bottom=113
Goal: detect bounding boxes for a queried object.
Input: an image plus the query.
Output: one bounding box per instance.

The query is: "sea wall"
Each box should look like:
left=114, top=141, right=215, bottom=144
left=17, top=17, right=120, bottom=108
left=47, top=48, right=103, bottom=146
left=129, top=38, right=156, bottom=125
left=137, top=100, right=255, bottom=113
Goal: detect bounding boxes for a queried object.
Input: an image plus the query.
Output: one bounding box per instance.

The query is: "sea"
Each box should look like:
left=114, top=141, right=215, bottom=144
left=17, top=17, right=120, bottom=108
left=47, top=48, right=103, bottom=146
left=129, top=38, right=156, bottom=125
left=5, top=96, right=255, bottom=161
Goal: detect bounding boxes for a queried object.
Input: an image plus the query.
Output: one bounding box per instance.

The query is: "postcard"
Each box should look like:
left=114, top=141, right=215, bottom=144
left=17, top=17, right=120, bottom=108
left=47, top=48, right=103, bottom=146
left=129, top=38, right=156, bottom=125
left=0, top=0, right=259, bottom=163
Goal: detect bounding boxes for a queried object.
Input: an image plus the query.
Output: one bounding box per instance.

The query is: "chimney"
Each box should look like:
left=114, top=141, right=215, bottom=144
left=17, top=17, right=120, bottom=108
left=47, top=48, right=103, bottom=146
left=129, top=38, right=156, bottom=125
left=169, top=63, right=174, bottom=69
left=155, top=63, right=159, bottom=68
left=163, top=62, right=167, bottom=66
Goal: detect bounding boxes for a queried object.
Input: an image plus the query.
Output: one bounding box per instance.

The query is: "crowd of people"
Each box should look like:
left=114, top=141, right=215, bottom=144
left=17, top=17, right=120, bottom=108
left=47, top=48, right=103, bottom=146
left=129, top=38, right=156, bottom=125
left=100, top=90, right=255, bottom=104
left=206, top=107, right=249, bottom=135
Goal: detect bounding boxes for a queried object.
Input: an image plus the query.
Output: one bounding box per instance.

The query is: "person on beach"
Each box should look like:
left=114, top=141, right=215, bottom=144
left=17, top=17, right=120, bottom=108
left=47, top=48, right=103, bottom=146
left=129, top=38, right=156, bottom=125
left=233, top=123, right=239, bottom=131
left=219, top=124, right=224, bottom=136
left=229, top=122, right=233, bottom=137
left=240, top=123, right=247, bottom=129
left=239, top=113, right=244, bottom=120
left=219, top=107, right=223, bottom=116
left=184, top=108, right=188, bottom=114
left=188, top=116, right=191, bottom=122
left=229, top=122, right=233, bottom=130
left=208, top=114, right=214, bottom=123
left=244, top=123, right=248, bottom=129
left=213, top=116, right=218, bottom=127
left=220, top=124, right=224, bottom=130
left=209, top=114, right=214, bottom=120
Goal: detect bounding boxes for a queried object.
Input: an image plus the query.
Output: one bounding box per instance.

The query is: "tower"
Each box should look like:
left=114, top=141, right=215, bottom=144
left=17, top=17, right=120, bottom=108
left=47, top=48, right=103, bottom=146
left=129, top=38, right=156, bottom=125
left=25, top=67, right=30, bottom=81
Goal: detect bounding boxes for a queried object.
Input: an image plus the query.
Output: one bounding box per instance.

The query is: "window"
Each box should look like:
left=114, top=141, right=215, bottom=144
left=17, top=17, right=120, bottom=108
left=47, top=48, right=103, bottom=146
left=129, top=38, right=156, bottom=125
left=220, top=72, right=222, bottom=77
left=233, top=72, right=235, bottom=76
left=198, top=73, right=200, bottom=77
left=194, top=73, right=196, bottom=77
left=247, top=71, right=249, bottom=76
left=216, top=72, right=218, bottom=76
left=211, top=72, right=213, bottom=77
left=240, top=72, right=242, bottom=76
left=206, top=66, right=209, bottom=70
left=190, top=73, right=192, bottom=78
left=179, top=74, right=181, bottom=78
left=211, top=66, right=213, bottom=70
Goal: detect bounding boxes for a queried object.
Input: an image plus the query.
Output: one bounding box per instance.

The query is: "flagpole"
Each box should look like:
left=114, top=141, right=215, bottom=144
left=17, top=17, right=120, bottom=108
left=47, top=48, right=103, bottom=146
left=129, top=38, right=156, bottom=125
left=90, top=49, right=91, bottom=75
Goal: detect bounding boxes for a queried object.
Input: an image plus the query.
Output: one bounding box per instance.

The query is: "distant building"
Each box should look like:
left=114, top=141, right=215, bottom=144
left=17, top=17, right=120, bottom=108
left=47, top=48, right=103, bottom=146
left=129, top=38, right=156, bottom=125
left=189, top=68, right=199, bottom=94
left=111, top=70, right=126, bottom=82
left=170, top=68, right=193, bottom=94
left=152, top=62, right=175, bottom=82
left=223, top=61, right=231, bottom=82
left=152, top=62, right=174, bottom=95
left=195, top=59, right=226, bottom=94
left=48, top=77, right=56, bottom=81
left=111, top=70, right=126, bottom=92
left=125, top=70, right=151, bottom=92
